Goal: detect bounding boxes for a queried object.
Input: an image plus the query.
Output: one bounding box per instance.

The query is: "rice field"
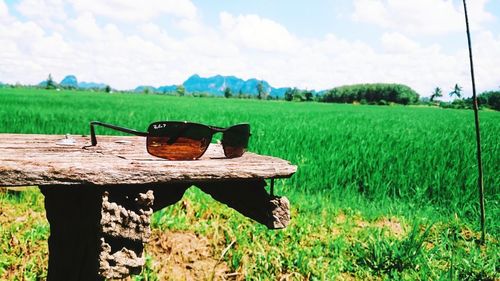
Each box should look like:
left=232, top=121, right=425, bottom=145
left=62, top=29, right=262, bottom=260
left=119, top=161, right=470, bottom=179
left=1, top=87, right=499, bottom=280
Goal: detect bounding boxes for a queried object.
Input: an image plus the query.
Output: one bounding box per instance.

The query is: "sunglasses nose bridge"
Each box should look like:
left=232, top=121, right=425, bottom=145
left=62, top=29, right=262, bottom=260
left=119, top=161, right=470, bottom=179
left=210, top=126, right=226, bottom=133
left=208, top=127, right=224, bottom=140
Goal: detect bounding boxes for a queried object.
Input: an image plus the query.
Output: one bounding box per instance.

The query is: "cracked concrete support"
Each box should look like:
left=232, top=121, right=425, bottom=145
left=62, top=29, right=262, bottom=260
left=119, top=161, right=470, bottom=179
left=98, top=187, right=155, bottom=279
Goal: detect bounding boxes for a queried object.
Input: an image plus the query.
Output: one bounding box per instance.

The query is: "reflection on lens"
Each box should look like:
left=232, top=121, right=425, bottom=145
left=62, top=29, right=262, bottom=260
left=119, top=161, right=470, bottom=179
left=147, top=122, right=212, bottom=160
left=147, top=136, right=210, bottom=160
left=222, top=124, right=250, bottom=158
left=223, top=146, right=246, bottom=158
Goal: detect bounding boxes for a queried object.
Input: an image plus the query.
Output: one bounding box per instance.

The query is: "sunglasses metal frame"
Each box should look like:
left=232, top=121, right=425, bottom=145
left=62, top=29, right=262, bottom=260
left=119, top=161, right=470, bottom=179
left=89, top=121, right=250, bottom=160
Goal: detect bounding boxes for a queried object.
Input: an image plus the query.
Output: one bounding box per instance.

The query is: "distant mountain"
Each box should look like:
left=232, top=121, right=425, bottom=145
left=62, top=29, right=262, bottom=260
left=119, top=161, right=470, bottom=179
left=38, top=75, right=106, bottom=89
left=183, top=74, right=278, bottom=96
left=157, top=85, right=177, bottom=93
left=78, top=81, right=107, bottom=89
left=183, top=74, right=239, bottom=95
left=34, top=74, right=299, bottom=97
left=60, top=75, right=78, bottom=88
left=270, top=87, right=290, bottom=97
left=135, top=85, right=177, bottom=93
left=134, top=85, right=156, bottom=93
left=38, top=80, right=50, bottom=87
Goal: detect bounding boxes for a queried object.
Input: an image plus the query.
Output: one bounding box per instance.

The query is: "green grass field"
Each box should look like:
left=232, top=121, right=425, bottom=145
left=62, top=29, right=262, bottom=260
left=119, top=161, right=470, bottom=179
left=1, top=88, right=499, bottom=280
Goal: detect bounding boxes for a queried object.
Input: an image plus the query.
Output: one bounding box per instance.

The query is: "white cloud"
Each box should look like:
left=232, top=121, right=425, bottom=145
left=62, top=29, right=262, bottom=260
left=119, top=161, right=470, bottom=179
left=352, top=0, right=494, bottom=35
left=381, top=32, right=420, bottom=53
left=471, top=31, right=500, bottom=91
left=69, top=0, right=197, bottom=22
left=0, top=0, right=8, bottom=17
left=16, top=0, right=67, bottom=20
left=0, top=1, right=499, bottom=99
left=351, top=0, right=390, bottom=27
left=219, top=12, right=301, bottom=53
left=15, top=0, right=67, bottom=31
left=0, top=18, right=75, bottom=85
left=139, top=23, right=178, bottom=48
left=70, top=12, right=103, bottom=39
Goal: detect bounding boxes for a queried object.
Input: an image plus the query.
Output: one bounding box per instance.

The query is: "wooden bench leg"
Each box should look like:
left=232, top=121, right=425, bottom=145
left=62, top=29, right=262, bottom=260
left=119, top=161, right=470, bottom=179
left=40, top=185, right=104, bottom=281
left=196, top=179, right=291, bottom=229
left=40, top=184, right=190, bottom=281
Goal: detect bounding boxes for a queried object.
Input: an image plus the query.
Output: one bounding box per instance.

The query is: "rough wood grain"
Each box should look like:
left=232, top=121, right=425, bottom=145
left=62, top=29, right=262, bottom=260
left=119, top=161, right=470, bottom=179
left=0, top=134, right=297, bottom=186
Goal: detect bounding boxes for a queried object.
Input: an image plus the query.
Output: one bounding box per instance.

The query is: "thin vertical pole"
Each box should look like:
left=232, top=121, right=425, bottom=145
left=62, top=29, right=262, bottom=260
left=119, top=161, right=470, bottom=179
left=270, top=178, right=275, bottom=197
left=462, top=0, right=485, bottom=244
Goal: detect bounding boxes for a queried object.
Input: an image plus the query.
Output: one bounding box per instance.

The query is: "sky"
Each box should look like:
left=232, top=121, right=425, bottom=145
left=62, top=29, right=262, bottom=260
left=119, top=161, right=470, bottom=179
left=1, top=0, right=499, bottom=98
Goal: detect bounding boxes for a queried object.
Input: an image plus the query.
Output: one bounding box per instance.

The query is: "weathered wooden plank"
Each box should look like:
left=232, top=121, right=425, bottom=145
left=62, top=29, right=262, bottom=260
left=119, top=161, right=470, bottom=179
left=0, top=134, right=297, bottom=186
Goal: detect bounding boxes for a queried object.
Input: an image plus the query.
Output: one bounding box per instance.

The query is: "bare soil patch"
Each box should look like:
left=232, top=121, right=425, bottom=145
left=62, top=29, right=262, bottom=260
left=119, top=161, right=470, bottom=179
left=374, top=217, right=404, bottom=237
left=146, top=229, right=232, bottom=280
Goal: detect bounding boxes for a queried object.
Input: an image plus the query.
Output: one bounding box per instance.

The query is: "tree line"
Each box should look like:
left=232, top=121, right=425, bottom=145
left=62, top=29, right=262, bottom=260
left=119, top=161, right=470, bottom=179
left=6, top=74, right=499, bottom=111
left=428, top=84, right=500, bottom=111
left=319, top=83, right=420, bottom=105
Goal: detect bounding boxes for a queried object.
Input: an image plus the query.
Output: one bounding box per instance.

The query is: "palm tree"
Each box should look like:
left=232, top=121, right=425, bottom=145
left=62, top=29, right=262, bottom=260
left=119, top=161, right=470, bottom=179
left=449, top=84, right=463, bottom=99
left=430, top=87, right=443, bottom=102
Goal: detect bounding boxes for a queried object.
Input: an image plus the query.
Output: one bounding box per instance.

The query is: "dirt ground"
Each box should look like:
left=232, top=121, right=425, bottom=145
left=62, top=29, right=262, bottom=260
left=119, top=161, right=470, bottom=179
left=145, top=230, right=233, bottom=281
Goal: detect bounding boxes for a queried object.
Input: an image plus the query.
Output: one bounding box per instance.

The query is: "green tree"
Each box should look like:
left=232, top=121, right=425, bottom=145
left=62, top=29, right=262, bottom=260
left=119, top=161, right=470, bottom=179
left=46, top=74, right=56, bottom=90
left=105, top=85, right=111, bottom=93
left=475, top=91, right=500, bottom=111
left=176, top=85, right=186, bottom=96
left=257, top=82, right=264, bottom=100
left=449, top=84, right=462, bottom=99
left=304, top=91, right=313, bottom=101
left=430, top=87, right=442, bottom=102
left=284, top=88, right=293, bottom=101
left=319, top=83, right=418, bottom=105
left=224, top=87, right=232, bottom=98
left=292, top=88, right=304, bottom=101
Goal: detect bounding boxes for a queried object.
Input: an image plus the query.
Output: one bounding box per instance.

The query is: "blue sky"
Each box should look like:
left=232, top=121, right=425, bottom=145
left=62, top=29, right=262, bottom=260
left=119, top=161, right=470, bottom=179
left=1, top=0, right=499, bottom=98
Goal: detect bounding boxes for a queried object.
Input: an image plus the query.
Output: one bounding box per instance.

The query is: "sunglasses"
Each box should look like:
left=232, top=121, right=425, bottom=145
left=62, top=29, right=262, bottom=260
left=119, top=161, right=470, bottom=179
left=89, top=121, right=251, bottom=160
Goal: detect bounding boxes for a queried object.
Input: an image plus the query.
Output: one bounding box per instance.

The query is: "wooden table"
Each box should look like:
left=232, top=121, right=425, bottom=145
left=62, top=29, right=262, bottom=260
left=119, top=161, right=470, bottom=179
left=0, top=134, right=297, bottom=280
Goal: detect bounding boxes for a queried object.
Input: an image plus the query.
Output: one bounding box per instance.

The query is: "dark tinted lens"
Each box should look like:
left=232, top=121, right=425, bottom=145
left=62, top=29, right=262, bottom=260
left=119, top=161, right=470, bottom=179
left=147, top=123, right=211, bottom=160
left=221, top=124, right=250, bottom=158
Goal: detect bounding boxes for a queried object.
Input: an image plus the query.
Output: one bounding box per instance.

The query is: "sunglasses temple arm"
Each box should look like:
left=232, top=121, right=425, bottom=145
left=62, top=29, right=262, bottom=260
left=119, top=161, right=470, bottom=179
left=90, top=121, right=148, bottom=146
